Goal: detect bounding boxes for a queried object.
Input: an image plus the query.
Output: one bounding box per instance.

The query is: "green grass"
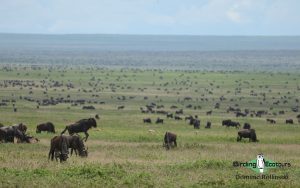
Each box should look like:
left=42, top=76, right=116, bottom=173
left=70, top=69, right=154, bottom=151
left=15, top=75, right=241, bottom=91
left=0, top=65, right=300, bottom=187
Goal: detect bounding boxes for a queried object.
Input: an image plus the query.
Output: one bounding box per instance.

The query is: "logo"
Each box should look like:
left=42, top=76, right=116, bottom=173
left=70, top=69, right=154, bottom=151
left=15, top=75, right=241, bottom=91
left=233, top=153, right=291, bottom=174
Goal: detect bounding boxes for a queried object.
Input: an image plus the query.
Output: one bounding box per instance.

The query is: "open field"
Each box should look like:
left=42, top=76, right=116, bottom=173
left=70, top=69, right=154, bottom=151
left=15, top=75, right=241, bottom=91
left=0, top=65, right=300, bottom=187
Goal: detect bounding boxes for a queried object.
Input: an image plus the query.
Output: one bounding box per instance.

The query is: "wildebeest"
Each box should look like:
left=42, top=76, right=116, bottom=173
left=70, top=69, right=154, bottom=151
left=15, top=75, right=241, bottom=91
left=117, top=105, right=125, bottom=110
left=166, top=113, right=173, bottom=118
left=156, top=118, right=164, bottom=124
left=237, top=129, right=258, bottom=142
left=95, top=114, right=100, bottom=119
left=194, top=119, right=200, bottom=129
left=206, top=110, right=212, bottom=115
left=222, top=119, right=231, bottom=126
left=143, top=118, right=152, bottom=123
left=48, top=135, right=88, bottom=162
left=61, top=118, right=97, bottom=141
left=222, top=120, right=240, bottom=128
left=205, top=122, right=211, bottom=129
left=175, top=109, right=183, bottom=114
left=174, top=116, right=182, bottom=120
left=286, top=119, right=293, bottom=124
left=36, top=122, right=55, bottom=133
left=82, top=105, right=95, bottom=110
left=0, top=126, right=26, bottom=143
left=266, top=118, right=276, bottom=124
left=236, top=112, right=247, bottom=117
left=243, top=123, right=251, bottom=129
left=163, top=132, right=177, bottom=150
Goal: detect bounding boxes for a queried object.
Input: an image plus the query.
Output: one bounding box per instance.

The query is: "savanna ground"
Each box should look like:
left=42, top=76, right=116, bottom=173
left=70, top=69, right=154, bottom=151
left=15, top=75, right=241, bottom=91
left=0, top=65, right=300, bottom=187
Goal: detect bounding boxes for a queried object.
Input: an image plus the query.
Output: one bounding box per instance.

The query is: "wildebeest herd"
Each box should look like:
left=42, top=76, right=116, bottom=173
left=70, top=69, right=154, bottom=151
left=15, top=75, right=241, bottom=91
left=1, top=67, right=300, bottom=165
left=0, top=118, right=97, bottom=162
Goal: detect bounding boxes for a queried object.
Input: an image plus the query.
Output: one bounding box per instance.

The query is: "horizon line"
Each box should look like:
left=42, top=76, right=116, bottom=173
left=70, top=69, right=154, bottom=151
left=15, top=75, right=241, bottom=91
left=0, top=32, right=299, bottom=37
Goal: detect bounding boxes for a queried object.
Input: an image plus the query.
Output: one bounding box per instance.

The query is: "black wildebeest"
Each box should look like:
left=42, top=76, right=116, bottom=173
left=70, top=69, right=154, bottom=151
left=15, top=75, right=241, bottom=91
left=205, top=122, right=211, bottom=129
left=48, top=135, right=88, bottom=162
left=36, top=122, right=55, bottom=133
left=194, top=119, right=200, bottom=129
left=156, top=118, right=164, bottom=124
left=61, top=118, right=97, bottom=141
left=143, top=118, right=152, bottom=123
left=243, top=123, right=251, bottom=129
left=163, top=132, right=177, bottom=150
left=237, top=129, right=258, bottom=142
left=286, top=119, right=294, bottom=124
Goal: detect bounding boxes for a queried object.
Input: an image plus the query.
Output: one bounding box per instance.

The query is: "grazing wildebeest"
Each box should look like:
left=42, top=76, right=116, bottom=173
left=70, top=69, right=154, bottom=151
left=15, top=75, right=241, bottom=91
left=61, top=118, right=97, bottom=141
left=237, top=129, right=258, bottom=142
left=243, top=123, right=251, bottom=129
left=48, top=135, right=88, bottom=162
left=117, top=105, right=125, bottom=110
left=194, top=119, right=200, bottom=129
left=156, top=118, right=164, bottom=124
left=185, top=115, right=193, bottom=121
left=223, top=120, right=240, bottom=128
left=95, top=114, right=100, bottom=119
left=174, top=116, right=182, bottom=120
left=36, top=122, right=55, bottom=133
left=143, top=118, right=152, bottom=123
left=206, top=110, right=212, bottom=115
left=175, top=109, right=183, bottom=114
left=205, top=122, right=211, bottom=129
left=266, top=118, right=276, bottom=124
left=163, top=132, right=177, bottom=150
left=286, top=119, right=294, bottom=124
left=166, top=113, right=173, bottom=118
left=0, top=127, right=26, bottom=143
left=82, top=105, right=95, bottom=110
left=236, top=112, right=247, bottom=117
left=222, top=119, right=231, bottom=126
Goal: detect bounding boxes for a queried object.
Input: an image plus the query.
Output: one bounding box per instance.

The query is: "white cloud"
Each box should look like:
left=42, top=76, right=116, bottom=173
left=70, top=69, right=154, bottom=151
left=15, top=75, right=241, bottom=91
left=226, top=10, right=242, bottom=23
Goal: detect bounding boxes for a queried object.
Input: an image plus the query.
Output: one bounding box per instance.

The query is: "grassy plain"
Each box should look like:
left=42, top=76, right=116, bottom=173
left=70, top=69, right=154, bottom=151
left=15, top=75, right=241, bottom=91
left=0, top=66, right=299, bottom=187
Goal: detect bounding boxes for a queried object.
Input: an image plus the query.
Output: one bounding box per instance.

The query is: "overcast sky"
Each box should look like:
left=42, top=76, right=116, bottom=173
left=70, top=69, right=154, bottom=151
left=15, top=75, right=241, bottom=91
left=0, top=0, right=299, bottom=35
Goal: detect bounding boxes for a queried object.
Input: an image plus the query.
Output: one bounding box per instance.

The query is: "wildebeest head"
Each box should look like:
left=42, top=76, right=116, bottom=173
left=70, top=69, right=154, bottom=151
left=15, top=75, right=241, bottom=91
left=88, top=118, right=97, bottom=128
left=77, top=137, right=88, bottom=157
left=17, top=123, right=27, bottom=133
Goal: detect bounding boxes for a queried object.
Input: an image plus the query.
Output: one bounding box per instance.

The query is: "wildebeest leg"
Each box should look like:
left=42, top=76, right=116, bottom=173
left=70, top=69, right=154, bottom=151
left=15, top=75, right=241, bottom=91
left=48, top=148, right=55, bottom=161
left=61, top=127, right=68, bottom=135
left=174, top=140, right=177, bottom=147
left=237, top=136, right=241, bottom=142
left=84, top=132, right=89, bottom=142
left=166, top=132, right=170, bottom=150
